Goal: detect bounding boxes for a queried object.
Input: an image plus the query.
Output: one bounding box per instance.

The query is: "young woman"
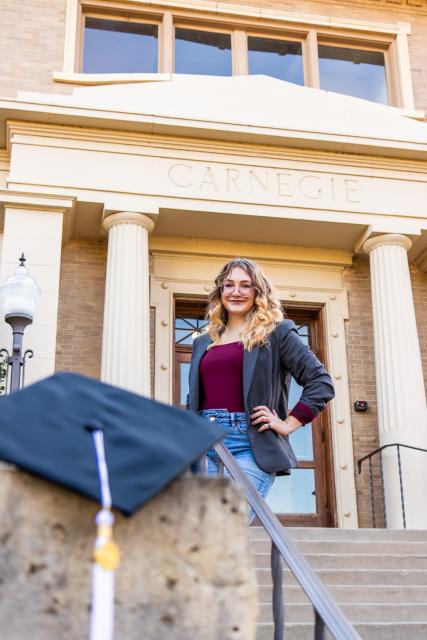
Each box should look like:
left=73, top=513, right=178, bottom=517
left=187, top=258, right=334, bottom=510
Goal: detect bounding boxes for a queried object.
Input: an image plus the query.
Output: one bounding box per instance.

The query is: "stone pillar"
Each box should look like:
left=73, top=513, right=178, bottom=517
left=0, top=193, right=74, bottom=385
left=363, top=234, right=427, bottom=528
left=101, top=212, right=154, bottom=396
left=0, top=471, right=257, bottom=640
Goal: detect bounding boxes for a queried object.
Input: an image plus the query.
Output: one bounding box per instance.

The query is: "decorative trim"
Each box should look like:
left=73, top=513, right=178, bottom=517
left=103, top=211, right=155, bottom=232
left=53, top=71, right=172, bottom=85
left=363, top=233, right=413, bottom=253
left=150, top=248, right=358, bottom=528
left=0, top=189, right=75, bottom=212
left=7, top=121, right=427, bottom=174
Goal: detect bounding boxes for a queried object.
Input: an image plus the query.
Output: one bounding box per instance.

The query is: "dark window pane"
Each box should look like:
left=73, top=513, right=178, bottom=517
left=175, top=28, right=232, bottom=76
left=248, top=36, right=304, bottom=85
left=318, top=45, right=388, bottom=104
left=175, top=315, right=209, bottom=346
left=83, top=18, right=158, bottom=73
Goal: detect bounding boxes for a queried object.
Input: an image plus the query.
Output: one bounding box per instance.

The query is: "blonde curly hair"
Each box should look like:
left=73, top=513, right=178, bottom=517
left=205, top=258, right=284, bottom=351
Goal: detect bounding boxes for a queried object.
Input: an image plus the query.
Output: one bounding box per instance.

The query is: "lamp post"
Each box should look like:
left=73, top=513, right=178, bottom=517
left=0, top=255, right=40, bottom=394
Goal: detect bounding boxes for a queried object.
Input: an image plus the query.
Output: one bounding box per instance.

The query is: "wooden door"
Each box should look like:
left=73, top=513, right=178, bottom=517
left=173, top=299, right=335, bottom=527
left=264, top=308, right=335, bottom=527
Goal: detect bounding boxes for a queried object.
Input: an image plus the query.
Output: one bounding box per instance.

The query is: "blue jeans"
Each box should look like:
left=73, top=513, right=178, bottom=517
left=199, top=409, right=275, bottom=523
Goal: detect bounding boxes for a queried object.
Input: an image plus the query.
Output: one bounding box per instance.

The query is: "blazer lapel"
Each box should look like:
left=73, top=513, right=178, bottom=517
left=189, top=333, right=212, bottom=411
left=243, top=346, right=260, bottom=409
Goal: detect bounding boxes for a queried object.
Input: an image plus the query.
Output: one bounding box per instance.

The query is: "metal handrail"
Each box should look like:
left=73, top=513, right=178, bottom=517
left=358, top=442, right=427, bottom=529
left=210, top=441, right=362, bottom=640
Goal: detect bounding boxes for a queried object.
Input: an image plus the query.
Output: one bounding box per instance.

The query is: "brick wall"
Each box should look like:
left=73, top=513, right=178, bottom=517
left=343, top=257, right=382, bottom=527
left=0, top=0, right=69, bottom=98
left=55, top=237, right=107, bottom=379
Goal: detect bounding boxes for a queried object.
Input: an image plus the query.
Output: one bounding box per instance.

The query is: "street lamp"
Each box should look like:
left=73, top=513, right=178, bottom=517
left=0, top=254, right=40, bottom=393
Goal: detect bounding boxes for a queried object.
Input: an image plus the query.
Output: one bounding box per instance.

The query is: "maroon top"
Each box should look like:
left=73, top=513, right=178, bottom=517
left=199, top=341, right=316, bottom=425
left=200, top=342, right=245, bottom=412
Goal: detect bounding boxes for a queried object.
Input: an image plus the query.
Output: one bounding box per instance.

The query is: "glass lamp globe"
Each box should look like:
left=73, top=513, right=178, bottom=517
left=0, top=257, right=41, bottom=321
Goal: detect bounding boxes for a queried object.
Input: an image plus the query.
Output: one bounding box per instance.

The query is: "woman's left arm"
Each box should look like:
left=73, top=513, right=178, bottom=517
left=251, top=322, right=334, bottom=436
left=278, top=322, right=335, bottom=418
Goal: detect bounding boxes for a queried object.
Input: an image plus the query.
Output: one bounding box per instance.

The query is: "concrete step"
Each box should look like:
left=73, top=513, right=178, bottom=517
left=253, top=552, right=427, bottom=570
left=255, top=567, right=427, bottom=585
left=250, top=526, right=427, bottom=542
left=257, top=584, right=427, bottom=604
left=258, top=602, right=427, bottom=623
left=251, top=538, right=427, bottom=555
left=256, top=622, right=427, bottom=640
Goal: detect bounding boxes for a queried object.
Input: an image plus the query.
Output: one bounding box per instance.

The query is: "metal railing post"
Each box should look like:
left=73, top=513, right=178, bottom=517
left=271, top=542, right=285, bottom=640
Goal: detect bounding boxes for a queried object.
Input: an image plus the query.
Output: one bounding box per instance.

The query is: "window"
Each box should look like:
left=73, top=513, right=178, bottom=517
left=83, top=17, right=158, bottom=73
left=61, top=2, right=414, bottom=110
left=318, top=44, right=388, bottom=105
left=248, top=36, right=304, bottom=86
left=175, top=28, right=232, bottom=76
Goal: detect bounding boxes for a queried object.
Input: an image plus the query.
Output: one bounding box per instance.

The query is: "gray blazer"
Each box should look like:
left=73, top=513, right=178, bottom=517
left=187, top=319, right=335, bottom=475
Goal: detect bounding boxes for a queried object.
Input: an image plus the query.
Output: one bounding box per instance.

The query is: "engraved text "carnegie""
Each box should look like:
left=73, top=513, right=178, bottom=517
left=168, top=163, right=360, bottom=204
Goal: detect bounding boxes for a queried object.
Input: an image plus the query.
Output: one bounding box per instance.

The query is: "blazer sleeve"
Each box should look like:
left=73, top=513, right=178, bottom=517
left=186, top=334, right=201, bottom=411
left=276, top=321, right=335, bottom=418
left=185, top=339, right=196, bottom=411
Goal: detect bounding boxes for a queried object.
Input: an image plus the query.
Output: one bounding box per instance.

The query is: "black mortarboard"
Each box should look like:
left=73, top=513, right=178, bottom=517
left=0, top=372, right=226, bottom=515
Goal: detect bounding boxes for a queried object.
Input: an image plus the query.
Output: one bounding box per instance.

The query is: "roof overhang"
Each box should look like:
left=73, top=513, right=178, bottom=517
left=1, top=75, right=427, bottom=159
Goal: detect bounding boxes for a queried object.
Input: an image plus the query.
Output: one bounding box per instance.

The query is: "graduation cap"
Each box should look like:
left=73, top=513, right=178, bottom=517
left=0, top=371, right=227, bottom=515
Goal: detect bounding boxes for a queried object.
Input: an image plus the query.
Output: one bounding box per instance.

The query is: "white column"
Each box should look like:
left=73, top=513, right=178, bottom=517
left=101, top=212, right=154, bottom=396
left=364, top=234, right=427, bottom=528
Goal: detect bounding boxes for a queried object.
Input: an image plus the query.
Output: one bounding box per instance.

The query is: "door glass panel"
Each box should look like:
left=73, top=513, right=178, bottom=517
left=83, top=18, right=158, bottom=73
left=248, top=37, right=304, bottom=85
left=175, top=28, right=232, bottom=75
left=266, top=469, right=316, bottom=513
left=289, top=377, right=313, bottom=460
left=180, top=362, right=191, bottom=408
left=318, top=45, right=388, bottom=104
left=290, top=422, right=313, bottom=460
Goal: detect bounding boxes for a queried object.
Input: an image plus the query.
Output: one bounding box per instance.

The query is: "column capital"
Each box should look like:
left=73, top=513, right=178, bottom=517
left=103, top=211, right=155, bottom=233
left=363, top=233, right=412, bottom=255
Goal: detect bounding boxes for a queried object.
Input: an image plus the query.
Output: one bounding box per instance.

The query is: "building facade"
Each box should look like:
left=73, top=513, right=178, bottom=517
left=0, top=0, right=427, bottom=529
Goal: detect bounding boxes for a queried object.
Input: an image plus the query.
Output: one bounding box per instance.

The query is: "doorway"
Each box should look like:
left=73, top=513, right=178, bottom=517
left=173, top=298, right=335, bottom=527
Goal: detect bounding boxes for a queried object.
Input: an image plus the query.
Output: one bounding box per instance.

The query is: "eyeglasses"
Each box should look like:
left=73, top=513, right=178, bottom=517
left=221, top=283, right=255, bottom=295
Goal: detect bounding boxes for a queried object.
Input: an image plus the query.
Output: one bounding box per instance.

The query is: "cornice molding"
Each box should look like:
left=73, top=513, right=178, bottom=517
left=7, top=121, right=427, bottom=177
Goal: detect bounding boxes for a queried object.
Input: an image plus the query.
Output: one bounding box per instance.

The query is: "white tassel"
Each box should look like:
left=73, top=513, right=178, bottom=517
left=89, top=429, right=120, bottom=640
left=90, top=510, right=117, bottom=640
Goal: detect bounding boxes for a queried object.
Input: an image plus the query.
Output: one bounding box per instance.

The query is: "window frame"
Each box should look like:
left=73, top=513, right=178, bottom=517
left=245, top=30, right=307, bottom=86
left=81, top=11, right=162, bottom=74
left=316, top=35, right=392, bottom=106
left=172, top=21, right=234, bottom=76
left=58, top=0, right=416, bottom=112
